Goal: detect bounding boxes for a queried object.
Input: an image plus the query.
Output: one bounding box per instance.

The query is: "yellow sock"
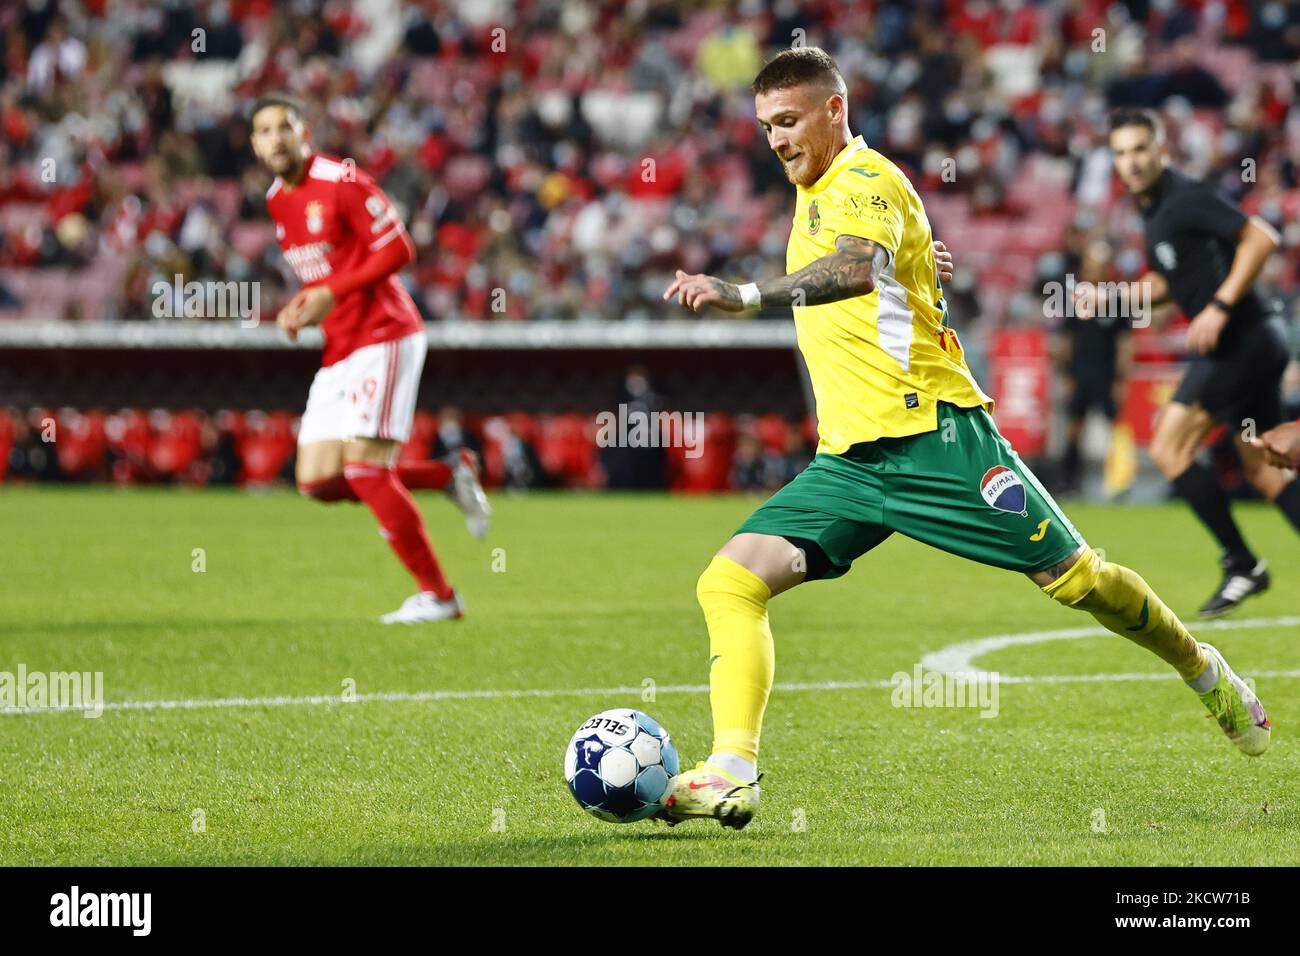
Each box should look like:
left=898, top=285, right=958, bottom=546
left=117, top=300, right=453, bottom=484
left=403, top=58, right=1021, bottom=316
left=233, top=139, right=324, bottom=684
left=1042, top=547, right=1208, bottom=681
left=696, top=556, right=775, bottom=764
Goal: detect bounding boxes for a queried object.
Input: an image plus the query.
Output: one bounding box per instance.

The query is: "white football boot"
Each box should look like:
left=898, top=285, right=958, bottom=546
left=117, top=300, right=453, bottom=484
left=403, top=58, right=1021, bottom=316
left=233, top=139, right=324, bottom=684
left=1196, top=642, right=1271, bottom=756
left=450, top=450, right=491, bottom=540
left=654, top=762, right=761, bottom=830
left=379, top=591, right=464, bottom=624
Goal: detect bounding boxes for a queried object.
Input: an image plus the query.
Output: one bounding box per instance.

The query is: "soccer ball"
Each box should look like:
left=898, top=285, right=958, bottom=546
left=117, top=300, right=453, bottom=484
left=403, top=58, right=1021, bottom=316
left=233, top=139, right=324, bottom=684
left=564, top=708, right=680, bottom=823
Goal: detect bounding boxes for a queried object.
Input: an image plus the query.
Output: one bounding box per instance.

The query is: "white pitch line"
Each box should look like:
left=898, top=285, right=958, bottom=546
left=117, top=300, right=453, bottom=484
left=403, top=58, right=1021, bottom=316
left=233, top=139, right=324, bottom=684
left=921, top=615, right=1300, bottom=676
left=0, top=681, right=873, bottom=717
left=3, top=618, right=1298, bottom=717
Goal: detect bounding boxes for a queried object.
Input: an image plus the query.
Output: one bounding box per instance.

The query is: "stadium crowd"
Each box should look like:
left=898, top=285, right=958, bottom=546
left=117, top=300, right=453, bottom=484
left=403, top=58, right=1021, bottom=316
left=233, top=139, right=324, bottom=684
left=0, top=0, right=1297, bottom=326
left=2, top=0, right=1299, bottom=489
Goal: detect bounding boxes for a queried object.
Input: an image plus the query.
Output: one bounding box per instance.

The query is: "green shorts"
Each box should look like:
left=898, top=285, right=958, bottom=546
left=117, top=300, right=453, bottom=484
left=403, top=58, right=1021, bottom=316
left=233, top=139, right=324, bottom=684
left=736, top=402, right=1085, bottom=577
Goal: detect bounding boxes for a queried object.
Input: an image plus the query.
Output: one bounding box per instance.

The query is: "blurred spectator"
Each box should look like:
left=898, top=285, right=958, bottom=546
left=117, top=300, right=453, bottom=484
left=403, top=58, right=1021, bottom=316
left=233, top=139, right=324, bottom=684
left=0, top=0, right=1287, bottom=335
left=26, top=17, right=85, bottom=93
left=431, top=405, right=484, bottom=461
left=483, top=416, right=547, bottom=490
left=601, top=364, right=668, bottom=490
left=1053, top=239, right=1133, bottom=494
left=5, top=410, right=63, bottom=481
left=730, top=415, right=812, bottom=492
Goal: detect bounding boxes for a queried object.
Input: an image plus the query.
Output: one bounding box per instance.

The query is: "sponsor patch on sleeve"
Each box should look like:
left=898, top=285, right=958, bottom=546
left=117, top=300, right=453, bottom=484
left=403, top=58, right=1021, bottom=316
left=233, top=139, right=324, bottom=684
left=979, top=465, right=1028, bottom=516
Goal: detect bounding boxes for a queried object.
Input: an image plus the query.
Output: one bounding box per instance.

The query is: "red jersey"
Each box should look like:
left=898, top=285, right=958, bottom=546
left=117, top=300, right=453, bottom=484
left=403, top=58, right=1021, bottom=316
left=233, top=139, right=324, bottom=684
left=266, top=153, right=422, bottom=366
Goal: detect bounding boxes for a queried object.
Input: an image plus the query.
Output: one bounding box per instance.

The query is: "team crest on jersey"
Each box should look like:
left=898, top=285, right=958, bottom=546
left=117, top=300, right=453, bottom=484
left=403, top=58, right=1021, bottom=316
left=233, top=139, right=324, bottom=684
left=305, top=200, right=324, bottom=234
left=979, top=466, right=1027, bottom=516
left=808, top=199, right=820, bottom=234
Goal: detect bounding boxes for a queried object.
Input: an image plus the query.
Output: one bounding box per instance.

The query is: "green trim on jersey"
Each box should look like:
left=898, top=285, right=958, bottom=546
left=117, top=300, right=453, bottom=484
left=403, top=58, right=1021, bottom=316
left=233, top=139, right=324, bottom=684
left=735, top=403, right=1084, bottom=577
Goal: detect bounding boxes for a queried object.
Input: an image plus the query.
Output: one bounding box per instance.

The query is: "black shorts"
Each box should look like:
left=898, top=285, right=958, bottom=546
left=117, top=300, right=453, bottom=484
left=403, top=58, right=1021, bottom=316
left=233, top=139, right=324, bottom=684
left=1066, top=367, right=1118, bottom=420
left=1172, top=316, right=1290, bottom=430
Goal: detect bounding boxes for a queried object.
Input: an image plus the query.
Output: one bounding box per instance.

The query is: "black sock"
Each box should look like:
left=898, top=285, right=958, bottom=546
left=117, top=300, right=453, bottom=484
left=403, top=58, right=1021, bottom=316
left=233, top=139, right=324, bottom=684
left=1276, top=478, right=1300, bottom=535
left=1171, top=462, right=1256, bottom=569
left=1062, top=440, right=1081, bottom=485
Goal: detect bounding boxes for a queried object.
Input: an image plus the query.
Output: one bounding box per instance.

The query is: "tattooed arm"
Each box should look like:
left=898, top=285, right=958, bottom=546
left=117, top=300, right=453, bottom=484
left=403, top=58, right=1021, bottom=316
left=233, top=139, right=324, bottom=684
left=759, top=235, right=884, bottom=307
left=663, top=235, right=890, bottom=312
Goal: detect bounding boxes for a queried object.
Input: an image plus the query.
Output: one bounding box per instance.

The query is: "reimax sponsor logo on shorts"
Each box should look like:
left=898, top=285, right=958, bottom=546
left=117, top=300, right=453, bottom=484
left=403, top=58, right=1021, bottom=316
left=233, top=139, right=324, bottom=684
left=50, top=885, right=151, bottom=936
left=979, top=465, right=1027, bottom=516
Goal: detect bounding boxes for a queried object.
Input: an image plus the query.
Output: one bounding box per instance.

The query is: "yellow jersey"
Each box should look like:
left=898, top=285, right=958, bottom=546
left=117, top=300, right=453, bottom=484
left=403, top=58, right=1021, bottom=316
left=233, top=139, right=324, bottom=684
left=786, top=135, right=992, bottom=453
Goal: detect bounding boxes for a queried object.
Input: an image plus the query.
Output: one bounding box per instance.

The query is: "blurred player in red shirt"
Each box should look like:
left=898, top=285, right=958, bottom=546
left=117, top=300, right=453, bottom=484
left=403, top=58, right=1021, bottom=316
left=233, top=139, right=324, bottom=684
left=250, top=95, right=489, bottom=624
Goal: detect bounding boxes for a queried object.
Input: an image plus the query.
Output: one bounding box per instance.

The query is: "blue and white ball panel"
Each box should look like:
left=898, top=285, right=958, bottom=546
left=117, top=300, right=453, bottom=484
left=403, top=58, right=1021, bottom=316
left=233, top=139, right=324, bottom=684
left=572, top=708, right=639, bottom=747
left=600, top=781, right=650, bottom=820
left=564, top=709, right=679, bottom=823
left=629, top=730, right=661, bottom=767
left=634, top=764, right=670, bottom=805
left=598, top=747, right=638, bottom=788
left=563, top=738, right=579, bottom=782
left=569, top=767, right=607, bottom=808
left=568, top=733, right=607, bottom=776
left=633, top=711, right=666, bottom=737
left=659, top=736, right=680, bottom=777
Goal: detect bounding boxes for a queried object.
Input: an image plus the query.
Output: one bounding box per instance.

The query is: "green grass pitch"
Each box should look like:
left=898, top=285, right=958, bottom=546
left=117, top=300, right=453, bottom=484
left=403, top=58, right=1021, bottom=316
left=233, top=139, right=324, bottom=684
left=1, top=486, right=1297, bottom=866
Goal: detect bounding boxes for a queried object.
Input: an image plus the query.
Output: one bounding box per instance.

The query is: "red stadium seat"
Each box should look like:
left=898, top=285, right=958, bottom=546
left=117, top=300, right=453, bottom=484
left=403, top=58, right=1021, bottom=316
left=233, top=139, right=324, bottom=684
left=105, top=409, right=154, bottom=483
left=236, top=411, right=296, bottom=486
left=0, top=409, right=12, bottom=481
left=239, top=435, right=293, bottom=486
left=536, top=413, right=597, bottom=487
left=148, top=410, right=203, bottom=478
left=478, top=415, right=509, bottom=488
left=507, top=412, right=540, bottom=445
left=400, top=410, right=438, bottom=462
left=802, top=415, right=818, bottom=448
left=55, top=409, right=108, bottom=478
left=669, top=412, right=735, bottom=492
left=755, top=414, right=787, bottom=454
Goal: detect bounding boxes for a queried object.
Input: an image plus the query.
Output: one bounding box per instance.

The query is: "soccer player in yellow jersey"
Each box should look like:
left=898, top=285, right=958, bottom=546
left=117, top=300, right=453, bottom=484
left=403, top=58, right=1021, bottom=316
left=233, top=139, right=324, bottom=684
left=658, top=47, right=1271, bottom=830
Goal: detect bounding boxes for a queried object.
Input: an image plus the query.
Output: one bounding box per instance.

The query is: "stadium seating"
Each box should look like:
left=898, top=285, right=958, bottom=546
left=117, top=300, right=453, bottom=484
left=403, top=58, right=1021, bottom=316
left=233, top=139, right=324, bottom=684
left=0, top=405, right=823, bottom=492
left=0, top=1, right=1296, bottom=493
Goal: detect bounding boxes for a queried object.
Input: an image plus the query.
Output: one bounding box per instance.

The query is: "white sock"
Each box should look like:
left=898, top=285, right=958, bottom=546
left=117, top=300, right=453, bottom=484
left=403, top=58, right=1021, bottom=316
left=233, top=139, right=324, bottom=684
left=1187, top=653, right=1219, bottom=693
left=708, top=752, right=757, bottom=782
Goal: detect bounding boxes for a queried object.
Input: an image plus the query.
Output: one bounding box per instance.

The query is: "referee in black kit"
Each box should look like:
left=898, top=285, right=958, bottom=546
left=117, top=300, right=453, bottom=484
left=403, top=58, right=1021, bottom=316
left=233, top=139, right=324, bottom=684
left=1108, top=107, right=1300, bottom=617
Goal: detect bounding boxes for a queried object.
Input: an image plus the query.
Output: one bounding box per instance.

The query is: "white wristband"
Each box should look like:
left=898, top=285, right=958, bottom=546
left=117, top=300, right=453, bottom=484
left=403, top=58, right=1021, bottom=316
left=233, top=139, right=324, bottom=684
left=737, top=282, right=762, bottom=309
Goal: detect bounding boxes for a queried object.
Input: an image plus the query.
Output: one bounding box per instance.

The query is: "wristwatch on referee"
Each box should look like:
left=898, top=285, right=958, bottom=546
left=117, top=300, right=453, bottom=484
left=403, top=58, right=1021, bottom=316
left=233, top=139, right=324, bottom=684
left=1211, top=296, right=1233, bottom=313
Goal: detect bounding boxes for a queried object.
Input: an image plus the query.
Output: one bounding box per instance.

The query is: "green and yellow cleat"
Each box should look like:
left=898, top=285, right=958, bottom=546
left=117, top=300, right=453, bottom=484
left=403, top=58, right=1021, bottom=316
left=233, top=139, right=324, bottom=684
left=1196, top=642, right=1271, bottom=756
left=655, top=762, right=761, bottom=830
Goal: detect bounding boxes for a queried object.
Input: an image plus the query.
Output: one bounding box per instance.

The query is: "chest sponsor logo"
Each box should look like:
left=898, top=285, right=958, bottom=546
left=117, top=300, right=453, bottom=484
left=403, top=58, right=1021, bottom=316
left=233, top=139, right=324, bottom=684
left=808, top=199, right=820, bottom=235
left=283, top=241, right=334, bottom=283
left=980, top=465, right=1027, bottom=516
left=1154, top=241, right=1176, bottom=271
left=306, top=200, right=325, bottom=235
left=842, top=192, right=891, bottom=225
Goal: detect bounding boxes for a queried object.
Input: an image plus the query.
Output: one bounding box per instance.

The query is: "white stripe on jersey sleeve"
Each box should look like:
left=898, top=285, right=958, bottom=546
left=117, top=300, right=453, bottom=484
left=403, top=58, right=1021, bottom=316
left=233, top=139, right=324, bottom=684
left=308, top=156, right=349, bottom=183
left=369, top=225, right=406, bottom=251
